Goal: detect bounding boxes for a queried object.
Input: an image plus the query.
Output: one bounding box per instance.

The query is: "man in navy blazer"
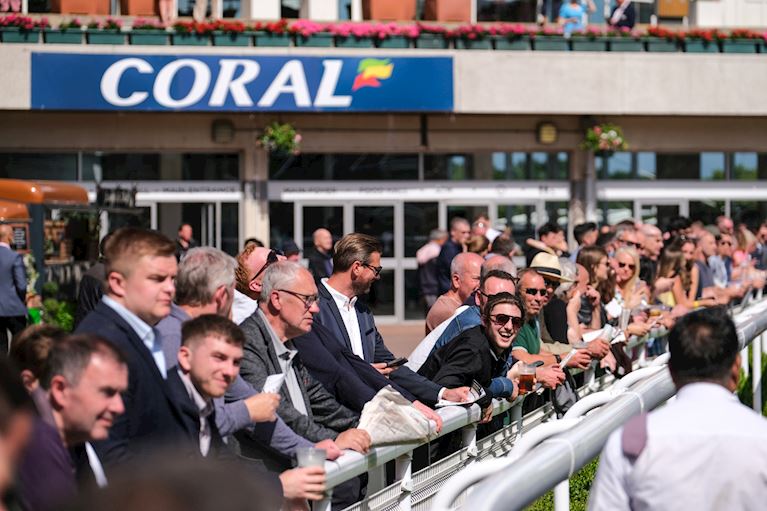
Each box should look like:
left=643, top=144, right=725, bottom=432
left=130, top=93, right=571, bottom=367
left=0, top=225, right=27, bottom=354
left=76, top=227, right=188, bottom=471
left=314, top=233, right=469, bottom=407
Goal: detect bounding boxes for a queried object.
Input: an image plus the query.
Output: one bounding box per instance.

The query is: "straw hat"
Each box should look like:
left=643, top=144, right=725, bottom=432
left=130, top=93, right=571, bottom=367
left=529, top=252, right=573, bottom=283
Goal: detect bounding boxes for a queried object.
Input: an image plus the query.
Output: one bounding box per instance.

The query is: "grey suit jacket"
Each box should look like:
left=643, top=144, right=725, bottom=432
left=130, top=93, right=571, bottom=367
left=0, top=245, right=27, bottom=317
left=237, top=310, right=359, bottom=445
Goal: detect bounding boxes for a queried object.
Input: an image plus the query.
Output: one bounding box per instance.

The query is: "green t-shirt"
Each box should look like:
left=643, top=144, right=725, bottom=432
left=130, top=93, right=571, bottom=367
left=512, top=319, right=541, bottom=355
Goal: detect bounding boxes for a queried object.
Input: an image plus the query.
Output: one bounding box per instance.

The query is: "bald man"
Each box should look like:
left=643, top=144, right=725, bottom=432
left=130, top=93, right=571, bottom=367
left=0, top=225, right=27, bottom=354
left=307, top=228, right=334, bottom=285
left=425, top=253, right=483, bottom=334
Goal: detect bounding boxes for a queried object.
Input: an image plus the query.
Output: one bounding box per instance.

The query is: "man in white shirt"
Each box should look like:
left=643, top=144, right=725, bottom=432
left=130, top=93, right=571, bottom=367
left=589, top=306, right=767, bottom=511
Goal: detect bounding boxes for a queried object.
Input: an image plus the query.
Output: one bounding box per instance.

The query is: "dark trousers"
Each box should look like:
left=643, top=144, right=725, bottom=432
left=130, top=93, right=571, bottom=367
left=0, top=315, right=26, bottom=355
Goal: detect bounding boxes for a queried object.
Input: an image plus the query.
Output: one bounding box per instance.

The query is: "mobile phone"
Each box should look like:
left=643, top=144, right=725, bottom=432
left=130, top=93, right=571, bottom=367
left=532, top=360, right=545, bottom=368
left=386, top=357, right=408, bottom=368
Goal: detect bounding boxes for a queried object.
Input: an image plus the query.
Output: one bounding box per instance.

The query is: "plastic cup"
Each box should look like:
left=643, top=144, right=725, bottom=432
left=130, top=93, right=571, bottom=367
left=619, top=308, right=631, bottom=331
left=518, top=364, right=536, bottom=395
left=296, top=447, right=326, bottom=467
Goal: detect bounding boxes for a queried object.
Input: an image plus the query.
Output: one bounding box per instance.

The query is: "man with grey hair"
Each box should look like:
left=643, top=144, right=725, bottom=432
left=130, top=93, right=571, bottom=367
left=155, top=248, right=343, bottom=489
left=481, top=254, right=517, bottom=279
left=416, top=228, right=448, bottom=310
left=426, top=252, right=483, bottom=334
left=639, top=223, right=663, bottom=284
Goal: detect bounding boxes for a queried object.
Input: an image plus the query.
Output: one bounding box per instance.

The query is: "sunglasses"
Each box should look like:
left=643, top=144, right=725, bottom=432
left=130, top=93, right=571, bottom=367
left=489, top=314, right=524, bottom=330
left=718, top=241, right=732, bottom=246
left=543, top=279, right=559, bottom=290
left=277, top=289, right=319, bottom=310
left=524, top=288, right=548, bottom=297
left=361, top=262, right=383, bottom=277
left=621, top=240, right=642, bottom=249
left=251, top=249, right=283, bottom=283
left=617, top=262, right=636, bottom=271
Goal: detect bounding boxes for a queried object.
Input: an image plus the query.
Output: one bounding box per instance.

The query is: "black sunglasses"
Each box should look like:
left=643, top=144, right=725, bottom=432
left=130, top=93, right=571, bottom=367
left=361, top=262, right=383, bottom=277
left=277, top=289, right=319, bottom=310
left=618, top=262, right=636, bottom=271
left=621, top=240, right=642, bottom=249
left=524, top=288, right=548, bottom=297
left=543, top=279, right=559, bottom=290
left=489, top=314, right=524, bottom=330
left=250, top=249, right=284, bottom=283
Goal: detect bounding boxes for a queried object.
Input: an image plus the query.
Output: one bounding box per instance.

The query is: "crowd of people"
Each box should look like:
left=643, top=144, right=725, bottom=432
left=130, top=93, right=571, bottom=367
left=1, top=211, right=767, bottom=511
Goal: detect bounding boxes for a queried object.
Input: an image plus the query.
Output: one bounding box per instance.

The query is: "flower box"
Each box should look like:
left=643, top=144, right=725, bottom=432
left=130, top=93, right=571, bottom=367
left=86, top=30, right=126, bottom=45
left=294, top=33, right=334, bottom=47
left=608, top=37, right=643, bottom=52
left=212, top=31, right=251, bottom=46
left=644, top=37, right=678, bottom=52
left=1, top=27, right=40, bottom=43
left=492, top=35, right=531, bottom=50
left=454, top=37, right=492, bottom=50
left=44, top=28, right=83, bottom=44
left=721, top=39, right=759, bottom=53
left=253, top=31, right=291, bottom=47
left=533, top=35, right=569, bottom=51
left=571, top=38, right=607, bottom=51
left=684, top=40, right=719, bottom=53
left=376, top=36, right=410, bottom=48
left=172, top=32, right=209, bottom=46
left=335, top=35, right=375, bottom=48
left=415, top=33, right=449, bottom=48
left=129, top=30, right=169, bottom=45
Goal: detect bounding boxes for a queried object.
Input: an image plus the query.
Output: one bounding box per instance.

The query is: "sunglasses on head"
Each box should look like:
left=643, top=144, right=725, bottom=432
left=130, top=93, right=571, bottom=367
left=617, top=261, right=636, bottom=271
left=488, top=313, right=524, bottom=330
left=251, top=249, right=284, bottom=283
left=524, top=288, right=548, bottom=297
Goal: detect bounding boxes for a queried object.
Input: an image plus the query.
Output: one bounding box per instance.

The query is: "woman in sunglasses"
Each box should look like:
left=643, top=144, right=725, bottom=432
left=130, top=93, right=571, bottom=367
left=576, top=245, right=613, bottom=327
left=612, top=247, right=648, bottom=311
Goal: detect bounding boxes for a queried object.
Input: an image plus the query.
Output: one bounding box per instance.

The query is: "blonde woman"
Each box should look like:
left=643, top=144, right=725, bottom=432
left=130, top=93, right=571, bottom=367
left=612, top=246, right=648, bottom=310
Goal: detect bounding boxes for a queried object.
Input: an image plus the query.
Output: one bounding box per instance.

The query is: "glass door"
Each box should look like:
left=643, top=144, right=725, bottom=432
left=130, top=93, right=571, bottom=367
left=636, top=201, right=685, bottom=229
left=353, top=204, right=396, bottom=318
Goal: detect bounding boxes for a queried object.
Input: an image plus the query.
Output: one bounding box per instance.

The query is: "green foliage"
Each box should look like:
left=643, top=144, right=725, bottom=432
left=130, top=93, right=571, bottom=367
left=257, top=122, right=302, bottom=154
left=526, top=458, right=600, bottom=511
left=42, top=296, right=75, bottom=332
left=581, top=123, right=628, bottom=154
left=736, top=346, right=767, bottom=415
left=42, top=280, right=59, bottom=298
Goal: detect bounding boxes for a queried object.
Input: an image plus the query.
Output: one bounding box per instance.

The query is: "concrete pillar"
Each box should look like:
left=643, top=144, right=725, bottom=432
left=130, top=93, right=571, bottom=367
left=474, top=152, right=495, bottom=180
left=241, top=146, right=271, bottom=247
left=300, top=0, right=339, bottom=20
left=242, top=0, right=280, bottom=20
left=350, top=0, right=362, bottom=20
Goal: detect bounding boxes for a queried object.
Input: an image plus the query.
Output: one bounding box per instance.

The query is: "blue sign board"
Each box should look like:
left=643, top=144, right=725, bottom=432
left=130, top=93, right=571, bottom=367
left=31, top=53, right=453, bottom=112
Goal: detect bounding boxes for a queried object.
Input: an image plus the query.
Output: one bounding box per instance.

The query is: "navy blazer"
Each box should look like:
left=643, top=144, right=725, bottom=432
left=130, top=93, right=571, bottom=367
left=76, top=301, right=188, bottom=472
left=315, top=283, right=442, bottom=405
left=0, top=244, right=27, bottom=317
left=293, top=322, right=417, bottom=412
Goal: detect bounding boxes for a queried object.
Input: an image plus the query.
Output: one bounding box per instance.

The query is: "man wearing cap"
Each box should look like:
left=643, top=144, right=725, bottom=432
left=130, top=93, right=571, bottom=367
left=281, top=240, right=302, bottom=263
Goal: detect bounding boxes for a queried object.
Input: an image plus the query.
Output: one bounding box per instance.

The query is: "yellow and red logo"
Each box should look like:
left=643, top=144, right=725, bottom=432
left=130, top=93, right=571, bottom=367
left=352, top=58, right=394, bottom=92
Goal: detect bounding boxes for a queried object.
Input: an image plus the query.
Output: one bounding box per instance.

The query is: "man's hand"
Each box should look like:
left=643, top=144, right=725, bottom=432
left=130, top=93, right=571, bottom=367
left=412, top=400, right=442, bottom=433
left=586, top=339, right=611, bottom=360
left=536, top=365, right=565, bottom=389
left=626, top=322, right=650, bottom=338
left=279, top=467, right=326, bottom=501
left=441, top=386, right=471, bottom=403
left=566, top=349, right=592, bottom=370
left=653, top=277, right=675, bottom=294
left=335, top=429, right=371, bottom=454
left=480, top=404, right=493, bottom=424
left=371, top=362, right=394, bottom=377
left=244, top=392, right=280, bottom=423
left=314, top=439, right=341, bottom=461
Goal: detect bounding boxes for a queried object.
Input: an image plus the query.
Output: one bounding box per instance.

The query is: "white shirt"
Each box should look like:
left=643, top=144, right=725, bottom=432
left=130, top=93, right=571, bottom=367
left=102, top=295, right=166, bottom=378
left=84, top=442, right=108, bottom=488
left=321, top=279, right=365, bottom=359
left=232, top=289, right=258, bottom=325
left=406, top=305, right=469, bottom=372
left=177, top=369, right=214, bottom=456
left=589, top=382, right=767, bottom=511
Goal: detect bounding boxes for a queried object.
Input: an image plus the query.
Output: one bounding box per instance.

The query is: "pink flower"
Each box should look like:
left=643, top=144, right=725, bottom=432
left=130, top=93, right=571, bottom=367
left=593, top=126, right=602, bottom=135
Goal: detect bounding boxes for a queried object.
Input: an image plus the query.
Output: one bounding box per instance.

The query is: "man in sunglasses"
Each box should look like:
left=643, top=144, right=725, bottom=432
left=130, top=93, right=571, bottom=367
left=615, top=226, right=642, bottom=252
left=316, top=233, right=470, bottom=406
left=419, top=293, right=523, bottom=423
left=233, top=245, right=286, bottom=325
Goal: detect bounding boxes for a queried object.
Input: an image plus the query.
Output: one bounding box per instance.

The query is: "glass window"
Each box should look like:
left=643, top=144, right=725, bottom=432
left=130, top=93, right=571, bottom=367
left=598, top=201, right=635, bottom=226
left=405, top=203, right=438, bottom=257
left=597, top=152, right=632, bottom=180
left=107, top=207, right=151, bottom=232
left=0, top=153, right=77, bottom=181
left=365, top=270, right=394, bottom=317
left=447, top=205, right=487, bottom=228
left=424, top=154, right=473, bottom=180
left=731, top=201, right=767, bottom=230
left=354, top=206, right=394, bottom=258
left=221, top=203, right=240, bottom=256
left=530, top=152, right=567, bottom=180
left=731, top=153, right=758, bottom=181
left=182, top=154, right=239, bottom=180
left=270, top=154, right=418, bottom=180
left=689, top=201, right=724, bottom=226
left=404, top=269, right=426, bottom=320
left=477, top=0, right=537, bottom=21
left=270, top=153, right=327, bottom=180
left=497, top=204, right=537, bottom=246
left=636, top=152, right=657, bottom=180
left=269, top=202, right=294, bottom=252
left=700, top=153, right=725, bottom=181
left=83, top=153, right=161, bottom=181
left=302, top=207, right=343, bottom=256
left=545, top=201, right=569, bottom=232
left=656, top=153, right=699, bottom=179
left=640, top=204, right=679, bottom=227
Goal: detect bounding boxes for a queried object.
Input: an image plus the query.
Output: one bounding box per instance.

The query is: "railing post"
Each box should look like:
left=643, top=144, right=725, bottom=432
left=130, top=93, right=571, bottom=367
left=754, top=333, right=763, bottom=414
left=742, top=346, right=750, bottom=379
left=512, top=402, right=523, bottom=439
left=315, top=492, right=332, bottom=511
left=636, top=339, right=647, bottom=368
left=554, top=479, right=569, bottom=511
left=461, top=423, right=478, bottom=458
left=395, top=451, right=414, bottom=511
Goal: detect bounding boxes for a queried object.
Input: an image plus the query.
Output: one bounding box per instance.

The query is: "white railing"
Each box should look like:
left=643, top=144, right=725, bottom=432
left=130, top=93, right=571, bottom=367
left=443, top=296, right=767, bottom=511
left=314, top=321, right=677, bottom=511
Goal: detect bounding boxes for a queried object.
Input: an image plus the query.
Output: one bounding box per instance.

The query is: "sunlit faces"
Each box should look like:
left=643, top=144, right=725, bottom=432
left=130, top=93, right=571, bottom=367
left=484, top=302, right=523, bottom=354
left=315, top=229, right=333, bottom=252
left=112, top=255, right=177, bottom=326
left=718, top=234, right=734, bottom=257
left=455, top=255, right=482, bottom=301
left=681, top=241, right=696, bottom=262
left=178, top=335, right=242, bottom=399
left=451, top=221, right=471, bottom=244
left=54, top=354, right=128, bottom=445
left=519, top=272, right=547, bottom=317
left=278, top=269, right=320, bottom=338
left=614, top=253, right=637, bottom=284
left=595, top=256, right=610, bottom=282
left=352, top=252, right=382, bottom=296
left=476, top=276, right=517, bottom=308
left=699, top=233, right=717, bottom=258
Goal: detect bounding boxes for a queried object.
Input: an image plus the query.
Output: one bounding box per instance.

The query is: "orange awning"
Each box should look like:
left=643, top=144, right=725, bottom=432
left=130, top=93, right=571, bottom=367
left=0, top=179, right=89, bottom=206
left=0, top=200, right=30, bottom=222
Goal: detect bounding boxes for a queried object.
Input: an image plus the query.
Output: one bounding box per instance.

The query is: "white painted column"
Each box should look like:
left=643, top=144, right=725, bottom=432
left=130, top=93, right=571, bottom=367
left=300, top=0, right=340, bottom=20
left=241, top=146, right=271, bottom=247
left=242, top=0, right=280, bottom=20
left=350, top=0, right=363, bottom=20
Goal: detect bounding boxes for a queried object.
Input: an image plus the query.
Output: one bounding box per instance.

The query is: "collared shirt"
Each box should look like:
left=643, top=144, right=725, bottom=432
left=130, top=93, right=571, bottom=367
left=177, top=369, right=214, bottom=456
left=102, top=295, right=166, bottom=378
left=589, top=383, right=767, bottom=511
left=84, top=442, right=108, bottom=488
left=0, top=241, right=10, bottom=249
left=257, top=309, right=309, bottom=416
left=321, top=279, right=365, bottom=359
left=232, top=289, right=258, bottom=325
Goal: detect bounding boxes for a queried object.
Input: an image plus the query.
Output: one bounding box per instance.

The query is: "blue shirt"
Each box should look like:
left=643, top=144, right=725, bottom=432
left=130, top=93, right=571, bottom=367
left=559, top=3, right=585, bottom=35
left=102, top=295, right=166, bottom=378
